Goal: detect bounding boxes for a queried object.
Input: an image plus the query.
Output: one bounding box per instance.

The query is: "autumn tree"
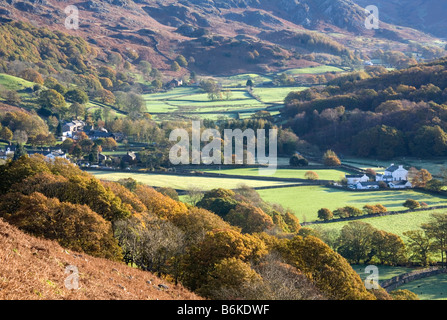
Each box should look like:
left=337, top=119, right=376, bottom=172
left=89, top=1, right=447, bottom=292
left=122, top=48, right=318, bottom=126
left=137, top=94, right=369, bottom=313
left=39, top=89, right=66, bottom=112
left=408, top=168, right=432, bottom=188
left=323, top=150, right=341, bottom=166
left=371, top=230, right=406, bottom=265
left=171, top=61, right=181, bottom=72
left=181, top=229, right=267, bottom=292
left=337, top=221, right=376, bottom=264
left=403, top=230, right=432, bottom=266
left=155, top=187, right=180, bottom=201
left=175, top=55, right=188, bottom=68
left=421, top=213, right=447, bottom=267
left=318, top=208, right=333, bottom=221
left=225, top=203, right=274, bottom=234
left=0, top=126, right=13, bottom=143
left=276, top=235, right=375, bottom=300
left=19, top=69, right=44, bottom=85
left=290, top=154, right=308, bottom=167
left=305, top=171, right=319, bottom=180
left=65, top=88, right=89, bottom=104
left=403, top=199, right=421, bottom=210
left=363, top=204, right=387, bottom=215
left=0, top=192, right=122, bottom=260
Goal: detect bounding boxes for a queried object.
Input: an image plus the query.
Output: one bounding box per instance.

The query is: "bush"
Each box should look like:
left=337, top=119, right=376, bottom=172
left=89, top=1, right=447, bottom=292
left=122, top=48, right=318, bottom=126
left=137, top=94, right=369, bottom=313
left=318, top=208, right=333, bottom=221
left=403, top=199, right=421, bottom=210
left=290, top=154, right=309, bottom=167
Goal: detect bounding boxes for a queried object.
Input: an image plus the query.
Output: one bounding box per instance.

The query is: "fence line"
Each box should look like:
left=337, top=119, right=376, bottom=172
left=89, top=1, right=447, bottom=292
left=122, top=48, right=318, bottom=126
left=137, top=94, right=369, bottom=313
left=380, top=267, right=447, bottom=292
left=302, top=205, right=447, bottom=226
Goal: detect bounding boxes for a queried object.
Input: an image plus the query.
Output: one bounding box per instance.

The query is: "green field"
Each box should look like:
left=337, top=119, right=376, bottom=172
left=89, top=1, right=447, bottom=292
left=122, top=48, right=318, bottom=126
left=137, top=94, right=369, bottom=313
left=201, top=168, right=350, bottom=181
left=217, top=73, right=273, bottom=87
left=283, top=66, right=344, bottom=75
left=142, top=86, right=268, bottom=120
left=89, top=171, right=295, bottom=191
left=351, top=264, right=415, bottom=282
left=0, top=73, right=36, bottom=91
left=253, top=87, right=308, bottom=103
left=310, top=209, right=447, bottom=238
left=398, top=273, right=447, bottom=300
left=341, top=156, right=447, bottom=177
left=257, top=185, right=447, bottom=223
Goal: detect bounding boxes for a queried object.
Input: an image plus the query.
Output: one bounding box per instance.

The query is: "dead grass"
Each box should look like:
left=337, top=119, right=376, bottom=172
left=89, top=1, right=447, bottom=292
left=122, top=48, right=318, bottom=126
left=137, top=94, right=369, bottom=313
left=0, top=219, right=201, bottom=300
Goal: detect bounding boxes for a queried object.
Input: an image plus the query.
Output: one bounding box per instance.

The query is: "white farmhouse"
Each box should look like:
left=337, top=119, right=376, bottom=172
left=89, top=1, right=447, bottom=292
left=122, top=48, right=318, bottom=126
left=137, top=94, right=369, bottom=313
left=376, top=164, right=409, bottom=182
left=346, top=174, right=369, bottom=186
left=388, top=181, right=412, bottom=189
left=356, top=182, right=380, bottom=190
left=45, top=149, right=68, bottom=161
left=376, top=164, right=412, bottom=189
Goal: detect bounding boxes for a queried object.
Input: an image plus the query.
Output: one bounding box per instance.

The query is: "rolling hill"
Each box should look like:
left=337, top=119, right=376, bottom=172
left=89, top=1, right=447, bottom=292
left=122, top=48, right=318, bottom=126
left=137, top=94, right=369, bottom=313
left=0, top=0, right=443, bottom=76
left=353, top=0, right=447, bottom=39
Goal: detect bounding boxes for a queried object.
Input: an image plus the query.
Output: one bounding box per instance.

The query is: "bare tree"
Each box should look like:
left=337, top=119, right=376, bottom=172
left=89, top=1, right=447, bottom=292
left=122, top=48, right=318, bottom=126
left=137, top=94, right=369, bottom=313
left=185, top=186, right=204, bottom=206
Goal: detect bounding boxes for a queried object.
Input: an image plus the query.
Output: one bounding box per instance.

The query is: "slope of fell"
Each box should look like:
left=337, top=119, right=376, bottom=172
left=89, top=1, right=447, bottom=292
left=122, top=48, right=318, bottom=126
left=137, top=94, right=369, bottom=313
left=0, top=219, right=201, bottom=300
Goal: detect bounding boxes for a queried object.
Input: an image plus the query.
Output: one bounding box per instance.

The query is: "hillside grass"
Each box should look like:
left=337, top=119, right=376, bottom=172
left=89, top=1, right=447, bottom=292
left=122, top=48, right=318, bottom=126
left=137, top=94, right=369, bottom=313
left=283, top=66, right=344, bottom=75
left=398, top=273, right=447, bottom=300
left=253, top=86, right=308, bottom=103
left=0, top=73, right=36, bottom=90
left=0, top=219, right=200, bottom=300
left=89, top=171, right=294, bottom=191
left=351, top=264, right=415, bottom=282
left=200, top=167, right=350, bottom=181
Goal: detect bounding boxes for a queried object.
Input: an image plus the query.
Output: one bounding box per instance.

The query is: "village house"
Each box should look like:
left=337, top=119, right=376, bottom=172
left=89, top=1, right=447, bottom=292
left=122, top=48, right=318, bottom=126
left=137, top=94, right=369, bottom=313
left=62, top=120, right=86, bottom=138
left=122, top=151, right=137, bottom=164
left=346, top=174, right=369, bottom=185
left=355, top=181, right=381, bottom=190
left=376, top=164, right=410, bottom=183
left=388, top=180, right=413, bottom=189
left=87, top=128, right=116, bottom=140
left=168, top=79, right=183, bottom=88
left=29, top=149, right=69, bottom=161
left=0, top=145, right=16, bottom=159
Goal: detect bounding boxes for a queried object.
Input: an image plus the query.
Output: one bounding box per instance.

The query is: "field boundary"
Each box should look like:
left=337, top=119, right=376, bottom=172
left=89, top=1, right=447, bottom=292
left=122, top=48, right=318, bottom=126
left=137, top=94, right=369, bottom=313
left=302, top=205, right=447, bottom=226
left=380, top=267, right=447, bottom=292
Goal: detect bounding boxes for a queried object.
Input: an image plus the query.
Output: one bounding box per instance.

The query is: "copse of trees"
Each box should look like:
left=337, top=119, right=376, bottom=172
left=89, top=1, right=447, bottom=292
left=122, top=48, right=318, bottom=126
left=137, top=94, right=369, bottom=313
left=317, top=203, right=387, bottom=221
left=336, top=221, right=406, bottom=266
left=197, top=187, right=301, bottom=235
left=282, top=59, right=447, bottom=160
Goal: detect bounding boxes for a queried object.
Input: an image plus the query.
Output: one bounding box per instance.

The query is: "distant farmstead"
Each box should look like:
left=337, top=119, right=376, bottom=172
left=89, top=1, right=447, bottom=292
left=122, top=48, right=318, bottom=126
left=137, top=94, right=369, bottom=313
left=346, top=164, right=412, bottom=190
left=168, top=79, right=183, bottom=88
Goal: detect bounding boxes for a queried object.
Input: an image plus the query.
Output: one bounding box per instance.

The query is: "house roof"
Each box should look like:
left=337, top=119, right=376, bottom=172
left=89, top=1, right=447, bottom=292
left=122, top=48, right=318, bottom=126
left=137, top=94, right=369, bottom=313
left=346, top=174, right=367, bottom=178
left=358, top=182, right=380, bottom=186
left=389, top=180, right=410, bottom=186
left=386, top=164, right=406, bottom=172
left=88, top=130, right=114, bottom=138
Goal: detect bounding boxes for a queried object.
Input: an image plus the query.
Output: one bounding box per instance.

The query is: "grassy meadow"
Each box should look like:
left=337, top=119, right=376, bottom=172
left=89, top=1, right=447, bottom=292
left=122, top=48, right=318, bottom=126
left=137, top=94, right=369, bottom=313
left=200, top=167, right=350, bottom=181
left=257, top=185, right=447, bottom=223
left=89, top=170, right=295, bottom=191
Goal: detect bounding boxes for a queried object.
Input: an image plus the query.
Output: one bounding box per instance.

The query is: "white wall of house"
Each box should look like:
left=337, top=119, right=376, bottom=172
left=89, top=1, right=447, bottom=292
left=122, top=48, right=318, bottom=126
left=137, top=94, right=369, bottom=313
left=346, top=174, right=369, bottom=185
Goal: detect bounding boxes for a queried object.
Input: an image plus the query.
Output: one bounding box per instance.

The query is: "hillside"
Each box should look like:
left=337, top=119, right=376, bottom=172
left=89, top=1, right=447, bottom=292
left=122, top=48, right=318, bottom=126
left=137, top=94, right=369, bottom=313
left=0, top=0, right=443, bottom=76
left=0, top=218, right=200, bottom=300
left=353, top=0, right=447, bottom=39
